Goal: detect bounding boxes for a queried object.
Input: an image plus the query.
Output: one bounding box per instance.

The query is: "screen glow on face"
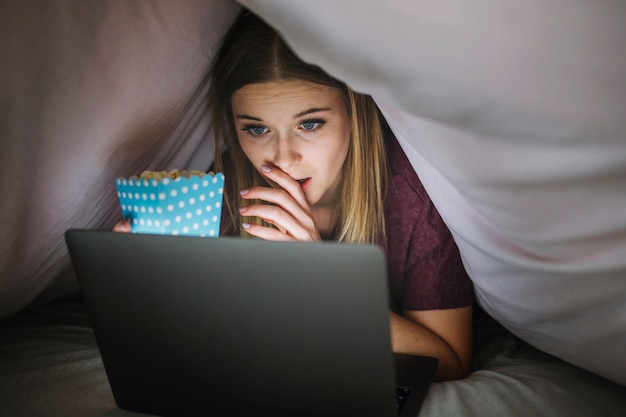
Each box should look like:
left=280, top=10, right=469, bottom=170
left=232, top=80, right=350, bottom=208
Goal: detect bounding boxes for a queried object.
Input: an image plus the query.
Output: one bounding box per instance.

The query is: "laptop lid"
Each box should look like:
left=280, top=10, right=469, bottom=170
left=65, top=229, right=436, bottom=417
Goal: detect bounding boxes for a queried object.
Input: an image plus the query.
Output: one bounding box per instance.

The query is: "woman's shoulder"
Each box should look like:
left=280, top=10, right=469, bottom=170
left=384, top=132, right=430, bottom=206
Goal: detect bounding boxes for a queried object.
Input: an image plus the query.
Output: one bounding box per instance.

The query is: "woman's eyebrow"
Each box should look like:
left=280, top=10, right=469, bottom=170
left=294, top=107, right=331, bottom=118
left=235, top=114, right=263, bottom=121
left=235, top=107, right=331, bottom=121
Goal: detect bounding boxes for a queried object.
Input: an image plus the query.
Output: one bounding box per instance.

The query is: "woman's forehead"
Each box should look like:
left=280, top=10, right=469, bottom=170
left=231, top=80, right=343, bottom=114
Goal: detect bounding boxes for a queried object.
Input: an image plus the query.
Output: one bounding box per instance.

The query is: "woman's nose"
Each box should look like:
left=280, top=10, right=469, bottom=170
left=271, top=136, right=301, bottom=170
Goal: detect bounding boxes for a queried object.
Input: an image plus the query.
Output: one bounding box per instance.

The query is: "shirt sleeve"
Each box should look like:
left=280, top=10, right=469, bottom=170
left=384, top=140, right=473, bottom=312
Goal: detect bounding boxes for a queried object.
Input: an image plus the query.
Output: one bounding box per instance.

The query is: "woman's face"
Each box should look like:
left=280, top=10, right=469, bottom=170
left=231, top=80, right=351, bottom=208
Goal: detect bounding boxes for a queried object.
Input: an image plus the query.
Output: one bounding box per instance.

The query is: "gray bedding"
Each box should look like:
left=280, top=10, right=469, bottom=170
left=2, top=301, right=625, bottom=417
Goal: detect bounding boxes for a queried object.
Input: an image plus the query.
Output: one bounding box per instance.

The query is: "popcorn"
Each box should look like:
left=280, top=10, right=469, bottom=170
left=115, top=170, right=225, bottom=237
left=134, top=169, right=208, bottom=181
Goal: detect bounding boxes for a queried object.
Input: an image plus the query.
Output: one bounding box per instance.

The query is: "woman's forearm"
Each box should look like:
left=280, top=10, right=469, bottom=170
left=389, top=310, right=471, bottom=381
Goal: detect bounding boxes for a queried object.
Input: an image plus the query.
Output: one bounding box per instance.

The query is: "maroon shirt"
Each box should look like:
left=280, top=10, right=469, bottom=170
left=383, top=135, right=473, bottom=312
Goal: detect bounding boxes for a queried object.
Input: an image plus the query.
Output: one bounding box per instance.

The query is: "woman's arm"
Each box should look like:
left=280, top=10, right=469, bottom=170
left=390, top=306, right=472, bottom=381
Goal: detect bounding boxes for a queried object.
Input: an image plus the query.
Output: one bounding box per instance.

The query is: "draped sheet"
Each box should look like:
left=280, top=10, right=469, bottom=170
left=0, top=0, right=239, bottom=317
left=240, top=0, right=626, bottom=386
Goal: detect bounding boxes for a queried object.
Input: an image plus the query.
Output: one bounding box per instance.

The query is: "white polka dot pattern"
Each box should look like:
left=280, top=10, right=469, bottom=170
left=115, top=173, right=225, bottom=237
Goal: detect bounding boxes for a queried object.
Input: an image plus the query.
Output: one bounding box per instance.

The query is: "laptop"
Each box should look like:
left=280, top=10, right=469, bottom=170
left=65, top=229, right=437, bottom=417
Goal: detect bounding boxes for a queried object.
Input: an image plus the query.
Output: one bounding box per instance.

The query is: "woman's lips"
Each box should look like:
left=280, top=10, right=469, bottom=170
left=297, top=178, right=311, bottom=192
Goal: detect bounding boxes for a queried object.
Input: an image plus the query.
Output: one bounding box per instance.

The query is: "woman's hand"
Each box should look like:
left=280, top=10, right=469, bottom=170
left=113, top=219, right=131, bottom=233
left=238, top=165, right=321, bottom=242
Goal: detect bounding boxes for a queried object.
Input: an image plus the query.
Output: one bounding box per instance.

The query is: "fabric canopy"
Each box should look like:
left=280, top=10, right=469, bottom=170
left=241, top=0, right=626, bottom=385
left=1, top=0, right=624, bottom=387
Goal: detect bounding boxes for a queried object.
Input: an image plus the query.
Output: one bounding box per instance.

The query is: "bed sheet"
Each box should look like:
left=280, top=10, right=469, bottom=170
left=240, top=0, right=626, bottom=386
left=2, top=301, right=625, bottom=417
left=0, top=0, right=240, bottom=321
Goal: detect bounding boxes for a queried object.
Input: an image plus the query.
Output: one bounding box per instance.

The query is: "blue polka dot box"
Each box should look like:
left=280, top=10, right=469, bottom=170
left=115, top=171, right=225, bottom=237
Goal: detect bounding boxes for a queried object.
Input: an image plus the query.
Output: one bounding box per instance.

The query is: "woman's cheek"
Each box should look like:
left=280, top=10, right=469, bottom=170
left=238, top=138, right=258, bottom=163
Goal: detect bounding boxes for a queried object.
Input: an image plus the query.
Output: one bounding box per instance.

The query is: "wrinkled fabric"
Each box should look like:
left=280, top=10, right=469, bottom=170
left=0, top=0, right=241, bottom=319
left=240, top=0, right=626, bottom=386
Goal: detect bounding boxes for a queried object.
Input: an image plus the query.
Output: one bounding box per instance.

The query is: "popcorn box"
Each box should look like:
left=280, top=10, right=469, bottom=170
left=115, top=171, right=225, bottom=237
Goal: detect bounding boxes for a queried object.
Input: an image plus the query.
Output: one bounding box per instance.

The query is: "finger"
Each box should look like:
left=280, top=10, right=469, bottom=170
left=240, top=186, right=312, bottom=223
left=242, top=222, right=294, bottom=242
left=113, top=219, right=131, bottom=233
left=258, top=165, right=309, bottom=209
left=239, top=204, right=318, bottom=241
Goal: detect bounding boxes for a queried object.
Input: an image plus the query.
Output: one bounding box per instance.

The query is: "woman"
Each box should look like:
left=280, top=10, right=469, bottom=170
left=116, top=9, right=473, bottom=381
left=209, top=10, right=473, bottom=381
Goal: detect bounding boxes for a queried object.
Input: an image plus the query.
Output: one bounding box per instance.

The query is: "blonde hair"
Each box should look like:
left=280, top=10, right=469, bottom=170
left=210, top=10, right=387, bottom=245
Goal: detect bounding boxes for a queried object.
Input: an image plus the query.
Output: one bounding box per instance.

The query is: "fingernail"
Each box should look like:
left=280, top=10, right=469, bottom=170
left=240, top=189, right=249, bottom=196
left=261, top=165, right=272, bottom=173
left=239, top=206, right=247, bottom=213
left=242, top=222, right=251, bottom=229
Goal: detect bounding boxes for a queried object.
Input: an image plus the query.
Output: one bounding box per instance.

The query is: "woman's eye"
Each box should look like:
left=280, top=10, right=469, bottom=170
left=241, top=125, right=269, bottom=137
left=300, top=119, right=325, bottom=131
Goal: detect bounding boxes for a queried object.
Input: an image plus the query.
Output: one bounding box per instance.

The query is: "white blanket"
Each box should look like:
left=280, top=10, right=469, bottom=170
left=240, top=0, right=626, bottom=386
left=0, top=0, right=238, bottom=317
